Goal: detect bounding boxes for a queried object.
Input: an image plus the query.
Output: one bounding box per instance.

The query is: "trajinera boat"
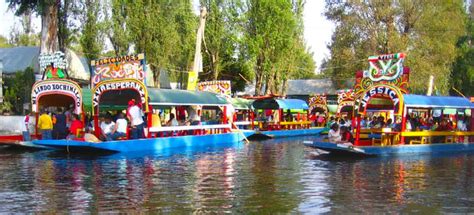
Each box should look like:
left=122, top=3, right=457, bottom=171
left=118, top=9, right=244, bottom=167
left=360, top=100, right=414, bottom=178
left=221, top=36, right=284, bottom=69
left=247, top=97, right=326, bottom=139
left=305, top=53, right=474, bottom=157
left=0, top=51, right=84, bottom=149
left=33, top=54, right=254, bottom=152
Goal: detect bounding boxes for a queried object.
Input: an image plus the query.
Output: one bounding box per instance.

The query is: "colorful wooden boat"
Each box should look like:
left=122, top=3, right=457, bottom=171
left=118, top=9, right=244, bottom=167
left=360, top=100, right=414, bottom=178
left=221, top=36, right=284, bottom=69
left=247, top=97, right=325, bottom=139
left=32, top=54, right=254, bottom=153
left=34, top=129, right=254, bottom=152
left=305, top=53, right=474, bottom=157
left=0, top=51, right=84, bottom=150
left=305, top=140, right=474, bottom=157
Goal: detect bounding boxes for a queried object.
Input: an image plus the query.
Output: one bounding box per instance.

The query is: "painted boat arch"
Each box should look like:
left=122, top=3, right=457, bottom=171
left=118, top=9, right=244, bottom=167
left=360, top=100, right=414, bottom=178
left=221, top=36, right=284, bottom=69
left=309, top=94, right=328, bottom=116
left=357, top=84, right=404, bottom=116
left=31, top=79, right=83, bottom=114
left=91, top=78, right=149, bottom=115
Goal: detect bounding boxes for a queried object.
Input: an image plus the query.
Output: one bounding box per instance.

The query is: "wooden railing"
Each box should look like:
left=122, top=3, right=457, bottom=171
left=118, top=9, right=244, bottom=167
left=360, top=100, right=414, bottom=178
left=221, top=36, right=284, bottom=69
left=149, top=124, right=232, bottom=137
left=255, top=120, right=312, bottom=130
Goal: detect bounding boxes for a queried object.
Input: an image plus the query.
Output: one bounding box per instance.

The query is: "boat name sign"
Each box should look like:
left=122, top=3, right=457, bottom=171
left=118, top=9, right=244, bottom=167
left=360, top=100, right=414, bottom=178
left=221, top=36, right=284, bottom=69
left=92, top=80, right=146, bottom=108
left=360, top=86, right=400, bottom=109
left=31, top=81, right=82, bottom=113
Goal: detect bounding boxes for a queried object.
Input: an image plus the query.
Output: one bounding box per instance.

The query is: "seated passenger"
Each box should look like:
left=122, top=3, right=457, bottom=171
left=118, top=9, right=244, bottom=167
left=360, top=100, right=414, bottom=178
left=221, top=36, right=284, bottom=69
left=166, top=113, right=179, bottom=126
left=285, top=110, right=293, bottom=122
left=106, top=113, right=127, bottom=141
left=340, top=126, right=354, bottom=144
left=100, top=115, right=115, bottom=141
left=67, top=114, right=84, bottom=140
left=328, top=123, right=342, bottom=143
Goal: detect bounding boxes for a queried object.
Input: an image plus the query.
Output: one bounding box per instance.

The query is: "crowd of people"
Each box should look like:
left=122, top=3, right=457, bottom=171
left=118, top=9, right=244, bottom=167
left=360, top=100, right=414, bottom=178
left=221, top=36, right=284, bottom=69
left=35, top=107, right=84, bottom=141
left=324, top=112, right=471, bottom=144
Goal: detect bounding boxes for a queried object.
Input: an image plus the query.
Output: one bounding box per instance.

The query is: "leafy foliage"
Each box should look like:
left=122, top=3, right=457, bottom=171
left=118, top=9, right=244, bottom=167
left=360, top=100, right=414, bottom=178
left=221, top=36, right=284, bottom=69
left=323, top=0, right=467, bottom=94
left=2, top=67, right=36, bottom=114
left=451, top=15, right=474, bottom=96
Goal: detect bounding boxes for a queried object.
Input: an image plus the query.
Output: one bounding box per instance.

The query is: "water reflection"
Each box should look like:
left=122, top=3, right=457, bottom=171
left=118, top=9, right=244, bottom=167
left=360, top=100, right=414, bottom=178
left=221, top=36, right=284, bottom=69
left=0, top=139, right=473, bottom=213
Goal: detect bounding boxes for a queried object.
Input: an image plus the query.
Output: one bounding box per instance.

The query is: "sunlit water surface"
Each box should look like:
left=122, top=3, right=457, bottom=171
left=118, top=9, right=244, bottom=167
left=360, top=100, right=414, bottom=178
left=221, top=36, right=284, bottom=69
left=0, top=137, right=473, bottom=213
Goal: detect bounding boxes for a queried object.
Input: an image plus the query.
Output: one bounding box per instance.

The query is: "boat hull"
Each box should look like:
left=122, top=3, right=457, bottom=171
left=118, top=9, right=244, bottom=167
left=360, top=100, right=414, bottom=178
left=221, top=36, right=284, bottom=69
left=33, top=131, right=254, bottom=153
left=248, top=127, right=326, bottom=140
left=305, top=141, right=474, bottom=157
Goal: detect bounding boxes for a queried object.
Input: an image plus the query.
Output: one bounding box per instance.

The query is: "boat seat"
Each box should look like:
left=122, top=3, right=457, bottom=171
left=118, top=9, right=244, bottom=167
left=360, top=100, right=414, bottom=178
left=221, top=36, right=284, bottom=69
left=445, top=136, right=455, bottom=143
left=409, top=137, right=429, bottom=145
left=372, top=138, right=382, bottom=146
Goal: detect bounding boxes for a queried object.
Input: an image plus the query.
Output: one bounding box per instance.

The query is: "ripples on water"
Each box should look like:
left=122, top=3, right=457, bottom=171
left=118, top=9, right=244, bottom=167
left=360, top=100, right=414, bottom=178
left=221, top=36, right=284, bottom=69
left=0, top=138, right=473, bottom=213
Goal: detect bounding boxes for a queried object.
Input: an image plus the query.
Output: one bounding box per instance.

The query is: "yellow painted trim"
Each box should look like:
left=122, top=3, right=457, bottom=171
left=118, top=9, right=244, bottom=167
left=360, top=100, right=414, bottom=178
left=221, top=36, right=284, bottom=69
left=279, top=121, right=312, bottom=126
left=401, top=131, right=474, bottom=137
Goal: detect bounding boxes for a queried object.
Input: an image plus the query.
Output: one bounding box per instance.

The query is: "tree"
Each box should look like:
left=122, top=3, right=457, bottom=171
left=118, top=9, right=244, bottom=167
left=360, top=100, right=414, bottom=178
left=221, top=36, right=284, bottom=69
left=0, top=36, right=11, bottom=48
left=451, top=5, right=474, bottom=96
left=8, top=0, right=62, bottom=54
left=241, top=0, right=313, bottom=95
left=323, top=0, right=467, bottom=94
left=103, top=0, right=130, bottom=56
left=79, top=0, right=102, bottom=63
left=200, top=0, right=234, bottom=80
left=127, top=0, right=196, bottom=88
left=3, top=67, right=35, bottom=114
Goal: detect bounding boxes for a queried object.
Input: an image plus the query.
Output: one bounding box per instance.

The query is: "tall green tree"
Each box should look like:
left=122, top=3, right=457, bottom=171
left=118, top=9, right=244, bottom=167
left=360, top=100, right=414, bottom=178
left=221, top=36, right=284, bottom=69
left=241, top=0, right=314, bottom=95
left=104, top=0, right=130, bottom=56
left=127, top=0, right=196, bottom=88
left=323, top=0, right=466, bottom=93
left=3, top=67, right=35, bottom=114
left=79, top=0, right=102, bottom=63
left=451, top=4, right=474, bottom=96
left=8, top=0, right=61, bottom=54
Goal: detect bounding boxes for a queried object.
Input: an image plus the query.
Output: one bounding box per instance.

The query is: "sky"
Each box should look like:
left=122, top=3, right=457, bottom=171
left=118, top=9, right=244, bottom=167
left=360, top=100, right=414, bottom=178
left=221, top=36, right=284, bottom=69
left=0, top=1, right=335, bottom=72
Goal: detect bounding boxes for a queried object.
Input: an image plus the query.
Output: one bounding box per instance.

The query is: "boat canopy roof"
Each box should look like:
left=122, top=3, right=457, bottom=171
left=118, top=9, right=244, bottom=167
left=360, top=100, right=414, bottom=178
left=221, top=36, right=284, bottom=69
left=148, top=88, right=228, bottom=107
left=252, top=98, right=309, bottom=110
left=229, top=98, right=253, bottom=110
left=82, top=88, right=229, bottom=110
left=403, top=94, right=474, bottom=109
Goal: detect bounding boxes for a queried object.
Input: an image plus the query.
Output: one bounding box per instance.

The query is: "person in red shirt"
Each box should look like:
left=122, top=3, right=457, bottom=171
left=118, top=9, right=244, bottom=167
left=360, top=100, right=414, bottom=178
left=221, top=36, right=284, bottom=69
left=340, top=126, right=354, bottom=144
left=67, top=114, right=84, bottom=140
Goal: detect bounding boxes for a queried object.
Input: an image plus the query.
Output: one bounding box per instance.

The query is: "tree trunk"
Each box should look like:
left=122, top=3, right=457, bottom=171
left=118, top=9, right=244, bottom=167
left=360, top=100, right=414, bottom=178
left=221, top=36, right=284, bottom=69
left=58, top=0, right=69, bottom=52
left=212, top=52, right=219, bottom=80
left=40, top=2, right=60, bottom=54
left=255, top=73, right=263, bottom=96
left=264, top=73, right=272, bottom=95
left=152, top=65, right=161, bottom=88
left=254, top=54, right=265, bottom=96
left=281, top=78, right=288, bottom=97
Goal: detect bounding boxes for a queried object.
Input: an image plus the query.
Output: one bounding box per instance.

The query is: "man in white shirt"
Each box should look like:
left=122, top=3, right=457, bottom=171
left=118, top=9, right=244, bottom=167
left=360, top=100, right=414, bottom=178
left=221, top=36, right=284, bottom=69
left=128, top=100, right=145, bottom=139
left=22, top=112, right=31, bottom=141
left=108, top=113, right=128, bottom=141
left=100, top=115, right=115, bottom=141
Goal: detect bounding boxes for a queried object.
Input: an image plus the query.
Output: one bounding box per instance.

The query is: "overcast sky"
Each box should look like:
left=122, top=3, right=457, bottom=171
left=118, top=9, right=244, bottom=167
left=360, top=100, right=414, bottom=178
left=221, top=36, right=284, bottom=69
left=0, top=1, right=334, bottom=72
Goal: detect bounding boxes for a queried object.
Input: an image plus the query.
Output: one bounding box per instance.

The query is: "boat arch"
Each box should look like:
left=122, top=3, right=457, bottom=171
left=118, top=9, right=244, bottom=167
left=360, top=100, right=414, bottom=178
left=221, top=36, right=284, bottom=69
left=357, top=84, right=404, bottom=116
left=31, top=79, right=83, bottom=114
left=91, top=78, right=149, bottom=115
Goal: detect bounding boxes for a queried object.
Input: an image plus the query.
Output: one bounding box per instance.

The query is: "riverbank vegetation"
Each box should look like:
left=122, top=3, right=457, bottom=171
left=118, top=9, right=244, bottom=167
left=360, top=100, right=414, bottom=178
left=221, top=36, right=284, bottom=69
left=2, top=0, right=473, bottom=97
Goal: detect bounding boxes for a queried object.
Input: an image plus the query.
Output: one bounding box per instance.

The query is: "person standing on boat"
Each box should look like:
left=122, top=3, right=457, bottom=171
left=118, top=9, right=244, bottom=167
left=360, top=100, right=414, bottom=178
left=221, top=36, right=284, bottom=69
left=53, top=108, right=67, bottom=139
left=128, top=100, right=145, bottom=139
left=38, top=109, right=53, bottom=140
left=22, top=112, right=31, bottom=141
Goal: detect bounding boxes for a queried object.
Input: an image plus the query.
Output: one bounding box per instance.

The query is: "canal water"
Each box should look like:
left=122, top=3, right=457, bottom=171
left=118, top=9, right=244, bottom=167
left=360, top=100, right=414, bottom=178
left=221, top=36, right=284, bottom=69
left=0, top=137, right=473, bottom=213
